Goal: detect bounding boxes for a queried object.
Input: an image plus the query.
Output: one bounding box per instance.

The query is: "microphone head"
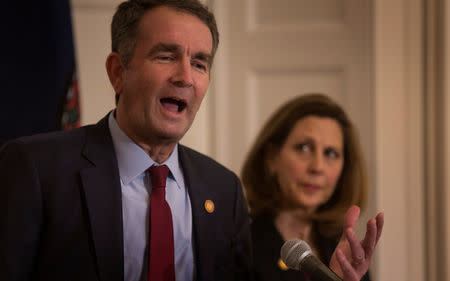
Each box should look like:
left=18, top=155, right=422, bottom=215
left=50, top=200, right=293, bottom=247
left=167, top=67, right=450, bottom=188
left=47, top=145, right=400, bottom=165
left=280, top=239, right=312, bottom=270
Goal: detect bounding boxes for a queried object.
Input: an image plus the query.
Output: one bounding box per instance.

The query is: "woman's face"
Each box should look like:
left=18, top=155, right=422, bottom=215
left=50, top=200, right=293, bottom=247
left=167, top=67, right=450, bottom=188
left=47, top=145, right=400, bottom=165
left=267, top=116, right=344, bottom=212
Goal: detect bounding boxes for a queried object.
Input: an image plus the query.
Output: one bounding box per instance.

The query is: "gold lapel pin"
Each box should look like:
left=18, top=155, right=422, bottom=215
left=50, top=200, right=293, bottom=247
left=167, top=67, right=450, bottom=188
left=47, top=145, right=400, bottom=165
left=204, top=200, right=215, bottom=213
left=277, top=258, right=289, bottom=271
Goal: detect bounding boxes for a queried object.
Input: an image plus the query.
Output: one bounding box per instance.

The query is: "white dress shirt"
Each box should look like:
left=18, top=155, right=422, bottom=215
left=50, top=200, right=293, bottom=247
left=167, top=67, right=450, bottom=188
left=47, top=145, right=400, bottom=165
left=108, top=112, right=194, bottom=281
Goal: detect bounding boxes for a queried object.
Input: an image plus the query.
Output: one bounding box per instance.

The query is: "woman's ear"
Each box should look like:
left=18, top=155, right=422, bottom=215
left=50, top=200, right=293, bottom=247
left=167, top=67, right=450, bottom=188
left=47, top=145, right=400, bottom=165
left=105, top=52, right=125, bottom=94
left=265, top=143, right=279, bottom=175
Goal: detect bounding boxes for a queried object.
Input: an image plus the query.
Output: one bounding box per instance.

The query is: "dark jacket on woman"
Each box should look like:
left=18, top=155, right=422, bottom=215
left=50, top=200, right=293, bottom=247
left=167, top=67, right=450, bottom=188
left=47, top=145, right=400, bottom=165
left=251, top=216, right=370, bottom=281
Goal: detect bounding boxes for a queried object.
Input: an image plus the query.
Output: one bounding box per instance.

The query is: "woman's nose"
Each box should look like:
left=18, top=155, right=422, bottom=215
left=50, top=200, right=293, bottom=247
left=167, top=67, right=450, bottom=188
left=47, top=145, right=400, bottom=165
left=309, top=152, right=324, bottom=173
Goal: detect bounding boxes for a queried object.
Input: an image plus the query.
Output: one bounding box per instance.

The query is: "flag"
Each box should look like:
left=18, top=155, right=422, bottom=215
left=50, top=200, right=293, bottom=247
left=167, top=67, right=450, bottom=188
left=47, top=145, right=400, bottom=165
left=0, top=1, right=80, bottom=147
left=60, top=68, right=81, bottom=130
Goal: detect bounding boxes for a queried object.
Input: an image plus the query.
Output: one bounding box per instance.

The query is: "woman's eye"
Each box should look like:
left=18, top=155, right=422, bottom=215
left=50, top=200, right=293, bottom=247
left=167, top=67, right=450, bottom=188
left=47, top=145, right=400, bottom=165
left=325, top=148, right=340, bottom=159
left=296, top=143, right=310, bottom=152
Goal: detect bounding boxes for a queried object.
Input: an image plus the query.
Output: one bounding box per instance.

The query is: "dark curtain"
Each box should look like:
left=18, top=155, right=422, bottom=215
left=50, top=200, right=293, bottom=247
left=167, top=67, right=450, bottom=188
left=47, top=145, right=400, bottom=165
left=0, top=1, right=79, bottom=147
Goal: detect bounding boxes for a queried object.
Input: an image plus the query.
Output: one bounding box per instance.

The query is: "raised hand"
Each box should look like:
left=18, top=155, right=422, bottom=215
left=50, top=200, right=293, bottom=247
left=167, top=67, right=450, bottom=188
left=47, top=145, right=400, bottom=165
left=329, top=205, right=384, bottom=281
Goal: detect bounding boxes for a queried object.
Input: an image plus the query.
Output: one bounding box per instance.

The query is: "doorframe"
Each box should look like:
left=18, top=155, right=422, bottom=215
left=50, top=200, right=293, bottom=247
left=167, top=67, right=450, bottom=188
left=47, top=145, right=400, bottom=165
left=374, top=0, right=425, bottom=280
left=444, top=0, right=450, bottom=279
left=425, top=0, right=450, bottom=280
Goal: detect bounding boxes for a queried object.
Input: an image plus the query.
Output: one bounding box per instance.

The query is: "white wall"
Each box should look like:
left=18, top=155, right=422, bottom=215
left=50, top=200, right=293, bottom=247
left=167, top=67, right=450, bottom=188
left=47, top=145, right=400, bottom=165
left=72, top=0, right=120, bottom=125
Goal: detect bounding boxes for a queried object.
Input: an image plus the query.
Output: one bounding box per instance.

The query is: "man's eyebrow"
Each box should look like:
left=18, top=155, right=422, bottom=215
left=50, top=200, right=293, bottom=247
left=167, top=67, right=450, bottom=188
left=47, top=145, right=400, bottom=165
left=147, top=43, right=180, bottom=57
left=148, top=42, right=213, bottom=66
left=193, top=52, right=213, bottom=66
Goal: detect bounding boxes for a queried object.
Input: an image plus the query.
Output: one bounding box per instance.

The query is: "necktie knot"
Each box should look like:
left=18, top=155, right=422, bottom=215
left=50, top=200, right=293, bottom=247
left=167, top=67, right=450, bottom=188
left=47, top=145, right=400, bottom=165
left=149, top=164, right=169, bottom=189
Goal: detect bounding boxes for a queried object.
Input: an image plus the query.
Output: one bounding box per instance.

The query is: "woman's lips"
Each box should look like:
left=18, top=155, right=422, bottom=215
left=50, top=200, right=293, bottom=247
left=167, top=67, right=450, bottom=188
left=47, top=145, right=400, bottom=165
left=301, top=183, right=321, bottom=192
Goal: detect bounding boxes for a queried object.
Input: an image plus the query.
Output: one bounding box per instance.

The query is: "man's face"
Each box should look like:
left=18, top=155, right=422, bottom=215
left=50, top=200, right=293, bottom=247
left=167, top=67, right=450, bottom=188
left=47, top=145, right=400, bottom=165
left=114, top=6, right=212, bottom=146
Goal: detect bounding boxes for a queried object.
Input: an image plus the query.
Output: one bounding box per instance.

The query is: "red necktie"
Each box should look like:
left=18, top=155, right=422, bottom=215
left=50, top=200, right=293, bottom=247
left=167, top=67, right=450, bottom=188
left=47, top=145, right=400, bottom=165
left=148, top=165, right=175, bottom=281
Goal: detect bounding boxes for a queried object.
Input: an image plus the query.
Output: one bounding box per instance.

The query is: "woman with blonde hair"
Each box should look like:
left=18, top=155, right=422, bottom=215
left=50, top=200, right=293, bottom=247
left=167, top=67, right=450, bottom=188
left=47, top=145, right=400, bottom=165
left=241, top=93, right=383, bottom=281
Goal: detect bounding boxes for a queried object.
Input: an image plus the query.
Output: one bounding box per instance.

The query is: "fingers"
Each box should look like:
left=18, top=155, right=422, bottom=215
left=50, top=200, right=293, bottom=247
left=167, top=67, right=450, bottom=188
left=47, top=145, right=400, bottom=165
left=336, top=249, right=360, bottom=281
left=335, top=207, right=384, bottom=281
left=344, top=207, right=383, bottom=265
left=342, top=206, right=360, bottom=240
left=345, top=227, right=366, bottom=264
left=375, top=212, right=384, bottom=243
left=360, top=212, right=384, bottom=258
left=360, top=218, right=377, bottom=258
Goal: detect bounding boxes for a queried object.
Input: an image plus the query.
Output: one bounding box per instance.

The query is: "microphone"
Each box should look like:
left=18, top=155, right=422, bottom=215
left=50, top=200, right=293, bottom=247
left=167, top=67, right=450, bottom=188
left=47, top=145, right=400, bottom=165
left=280, top=239, right=343, bottom=281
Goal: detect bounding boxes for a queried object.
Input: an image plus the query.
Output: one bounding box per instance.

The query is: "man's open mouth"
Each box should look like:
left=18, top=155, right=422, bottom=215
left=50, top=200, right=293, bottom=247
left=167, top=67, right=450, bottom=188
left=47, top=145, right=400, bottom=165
left=161, top=97, right=187, bottom=113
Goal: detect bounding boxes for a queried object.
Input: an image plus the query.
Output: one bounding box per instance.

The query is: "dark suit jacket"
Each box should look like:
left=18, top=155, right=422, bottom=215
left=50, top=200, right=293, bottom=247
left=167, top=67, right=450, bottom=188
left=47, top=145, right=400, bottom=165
left=251, top=216, right=370, bottom=281
left=0, top=115, right=252, bottom=281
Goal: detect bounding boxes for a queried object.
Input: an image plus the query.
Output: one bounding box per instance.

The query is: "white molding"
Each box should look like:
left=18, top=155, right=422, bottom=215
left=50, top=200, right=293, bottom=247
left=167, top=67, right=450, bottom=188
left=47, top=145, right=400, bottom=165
left=404, top=0, right=426, bottom=280
left=72, top=0, right=209, bottom=9
left=374, top=0, right=425, bottom=280
left=444, top=0, right=450, bottom=279
left=71, top=0, right=122, bottom=9
left=424, top=0, right=450, bottom=280
left=424, top=0, right=439, bottom=279
left=208, top=0, right=231, bottom=166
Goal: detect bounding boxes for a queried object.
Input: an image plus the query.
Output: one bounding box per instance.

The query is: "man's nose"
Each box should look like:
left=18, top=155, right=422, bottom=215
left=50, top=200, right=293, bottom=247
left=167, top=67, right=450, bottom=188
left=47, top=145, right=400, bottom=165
left=170, top=58, right=193, bottom=88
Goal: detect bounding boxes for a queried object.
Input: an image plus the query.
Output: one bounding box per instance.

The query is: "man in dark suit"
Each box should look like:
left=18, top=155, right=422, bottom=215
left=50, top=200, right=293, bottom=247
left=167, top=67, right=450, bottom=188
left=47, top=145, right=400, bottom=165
left=0, top=1, right=251, bottom=280
left=0, top=1, right=383, bottom=281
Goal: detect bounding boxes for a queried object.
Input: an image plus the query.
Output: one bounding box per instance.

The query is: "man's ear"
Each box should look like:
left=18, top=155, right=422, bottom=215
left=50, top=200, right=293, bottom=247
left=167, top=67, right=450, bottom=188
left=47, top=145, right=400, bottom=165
left=106, top=52, right=125, bottom=94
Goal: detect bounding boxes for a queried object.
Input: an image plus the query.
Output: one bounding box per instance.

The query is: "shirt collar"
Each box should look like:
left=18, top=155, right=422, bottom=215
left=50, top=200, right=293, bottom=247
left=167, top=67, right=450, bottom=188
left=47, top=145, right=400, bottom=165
left=108, top=111, right=185, bottom=188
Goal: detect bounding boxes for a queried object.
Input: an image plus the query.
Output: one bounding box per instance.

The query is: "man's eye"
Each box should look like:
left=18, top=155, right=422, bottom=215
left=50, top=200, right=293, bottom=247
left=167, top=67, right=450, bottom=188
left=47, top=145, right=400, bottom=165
left=157, top=55, right=174, bottom=61
left=192, top=61, right=207, bottom=71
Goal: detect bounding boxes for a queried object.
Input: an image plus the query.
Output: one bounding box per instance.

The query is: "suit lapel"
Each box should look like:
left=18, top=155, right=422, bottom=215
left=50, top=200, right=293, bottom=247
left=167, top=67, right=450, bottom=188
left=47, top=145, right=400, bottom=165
left=178, top=145, right=217, bottom=281
left=80, top=116, right=124, bottom=281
